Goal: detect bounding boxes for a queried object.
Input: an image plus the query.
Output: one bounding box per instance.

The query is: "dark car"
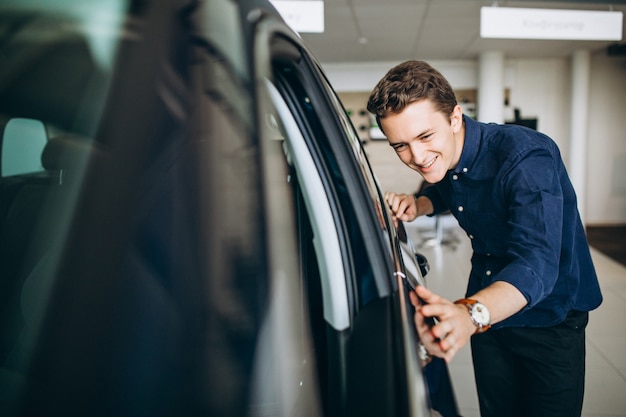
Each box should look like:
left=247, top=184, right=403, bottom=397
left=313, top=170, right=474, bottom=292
left=0, top=0, right=458, bottom=416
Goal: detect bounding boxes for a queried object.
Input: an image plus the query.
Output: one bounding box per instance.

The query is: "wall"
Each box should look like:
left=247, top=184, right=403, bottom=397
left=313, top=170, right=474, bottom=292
left=587, top=52, right=626, bottom=224
left=324, top=55, right=626, bottom=225
left=505, top=59, right=571, bottom=156
left=339, top=92, right=371, bottom=140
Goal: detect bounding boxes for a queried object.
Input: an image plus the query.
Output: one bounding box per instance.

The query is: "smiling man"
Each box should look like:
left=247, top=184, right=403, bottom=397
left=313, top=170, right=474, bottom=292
left=367, top=60, right=602, bottom=417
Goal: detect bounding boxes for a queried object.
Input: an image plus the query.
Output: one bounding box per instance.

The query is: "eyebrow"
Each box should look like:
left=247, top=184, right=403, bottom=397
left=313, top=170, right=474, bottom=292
left=415, top=128, right=433, bottom=139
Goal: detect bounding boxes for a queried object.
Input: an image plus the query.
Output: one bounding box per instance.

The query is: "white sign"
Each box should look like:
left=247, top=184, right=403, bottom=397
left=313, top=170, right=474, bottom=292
left=481, top=7, right=623, bottom=40
left=270, top=1, right=324, bottom=33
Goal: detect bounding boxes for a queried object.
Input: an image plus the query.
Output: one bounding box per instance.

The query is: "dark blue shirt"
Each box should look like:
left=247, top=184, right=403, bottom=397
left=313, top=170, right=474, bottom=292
left=420, top=116, right=602, bottom=329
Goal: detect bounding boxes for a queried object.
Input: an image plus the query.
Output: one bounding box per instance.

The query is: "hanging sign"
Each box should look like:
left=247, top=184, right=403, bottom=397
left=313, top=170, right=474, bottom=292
left=481, top=7, right=623, bottom=41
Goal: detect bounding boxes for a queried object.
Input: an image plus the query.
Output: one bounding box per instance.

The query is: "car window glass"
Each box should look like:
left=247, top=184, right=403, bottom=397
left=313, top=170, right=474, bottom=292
left=1, top=118, right=47, bottom=177
left=0, top=3, right=323, bottom=416
left=198, top=0, right=248, bottom=80
left=0, top=4, right=123, bottom=344
left=316, top=73, right=391, bottom=233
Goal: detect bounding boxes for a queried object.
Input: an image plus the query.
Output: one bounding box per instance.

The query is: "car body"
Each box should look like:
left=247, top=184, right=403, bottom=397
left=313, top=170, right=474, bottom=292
left=0, top=0, right=458, bottom=416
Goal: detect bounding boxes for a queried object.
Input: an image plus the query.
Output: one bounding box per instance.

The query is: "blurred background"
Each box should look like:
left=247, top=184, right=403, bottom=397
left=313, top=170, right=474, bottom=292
left=288, top=0, right=626, bottom=231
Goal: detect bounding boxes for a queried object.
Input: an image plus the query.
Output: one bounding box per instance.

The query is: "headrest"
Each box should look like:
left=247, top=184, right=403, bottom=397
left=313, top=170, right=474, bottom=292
left=41, top=136, right=98, bottom=171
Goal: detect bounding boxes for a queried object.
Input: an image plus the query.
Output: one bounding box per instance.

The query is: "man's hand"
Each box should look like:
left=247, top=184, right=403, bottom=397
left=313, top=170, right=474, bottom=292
left=385, top=192, right=419, bottom=226
left=409, top=282, right=528, bottom=362
left=409, top=286, right=476, bottom=363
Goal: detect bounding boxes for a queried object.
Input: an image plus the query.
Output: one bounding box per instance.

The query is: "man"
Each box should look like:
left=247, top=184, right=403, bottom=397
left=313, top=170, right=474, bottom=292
left=367, top=60, right=602, bottom=417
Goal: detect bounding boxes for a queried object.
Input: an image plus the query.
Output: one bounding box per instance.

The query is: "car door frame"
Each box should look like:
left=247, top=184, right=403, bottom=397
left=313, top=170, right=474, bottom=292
left=249, top=10, right=432, bottom=417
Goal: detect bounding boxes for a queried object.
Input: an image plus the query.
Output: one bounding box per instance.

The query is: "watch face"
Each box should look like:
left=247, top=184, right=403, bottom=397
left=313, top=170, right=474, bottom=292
left=472, top=303, right=491, bottom=326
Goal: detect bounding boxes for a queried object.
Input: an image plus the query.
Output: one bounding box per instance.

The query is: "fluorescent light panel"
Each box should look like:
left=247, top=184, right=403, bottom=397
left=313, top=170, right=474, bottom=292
left=270, top=0, right=324, bottom=33
left=481, top=7, right=623, bottom=41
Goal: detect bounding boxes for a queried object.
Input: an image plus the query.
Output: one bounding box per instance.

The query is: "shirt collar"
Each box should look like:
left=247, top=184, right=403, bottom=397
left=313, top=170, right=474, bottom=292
left=453, top=115, right=481, bottom=175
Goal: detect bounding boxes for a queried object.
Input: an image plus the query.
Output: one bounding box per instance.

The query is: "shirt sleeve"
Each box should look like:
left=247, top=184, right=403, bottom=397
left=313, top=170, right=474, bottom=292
left=497, top=148, right=563, bottom=308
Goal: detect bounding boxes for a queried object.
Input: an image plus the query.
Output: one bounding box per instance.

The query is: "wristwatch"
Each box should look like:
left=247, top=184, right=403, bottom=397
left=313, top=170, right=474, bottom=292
left=454, top=299, right=491, bottom=333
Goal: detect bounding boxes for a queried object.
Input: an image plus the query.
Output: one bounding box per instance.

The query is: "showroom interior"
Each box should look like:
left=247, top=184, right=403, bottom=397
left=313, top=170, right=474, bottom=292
left=272, top=1, right=626, bottom=416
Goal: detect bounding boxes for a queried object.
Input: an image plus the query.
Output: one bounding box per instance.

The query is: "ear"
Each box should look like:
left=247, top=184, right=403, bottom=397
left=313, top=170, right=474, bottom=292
left=450, top=105, right=463, bottom=132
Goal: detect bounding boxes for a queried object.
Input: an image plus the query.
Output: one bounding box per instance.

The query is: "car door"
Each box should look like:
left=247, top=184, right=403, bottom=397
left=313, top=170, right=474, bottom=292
left=249, top=12, right=454, bottom=416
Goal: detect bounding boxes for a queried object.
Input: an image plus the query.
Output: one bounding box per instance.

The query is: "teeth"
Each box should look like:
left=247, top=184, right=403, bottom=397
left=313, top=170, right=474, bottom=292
left=421, top=157, right=436, bottom=169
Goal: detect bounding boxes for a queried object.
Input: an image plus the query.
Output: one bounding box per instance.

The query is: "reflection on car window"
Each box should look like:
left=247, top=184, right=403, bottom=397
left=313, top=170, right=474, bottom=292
left=316, top=73, right=390, bottom=232
left=0, top=3, right=127, bottom=365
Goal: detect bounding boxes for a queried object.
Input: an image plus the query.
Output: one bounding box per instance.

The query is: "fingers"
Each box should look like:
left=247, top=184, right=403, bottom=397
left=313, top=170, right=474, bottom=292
left=411, top=287, right=473, bottom=363
left=415, top=313, right=460, bottom=362
left=438, top=329, right=463, bottom=363
left=414, top=285, right=441, bottom=306
left=385, top=192, right=416, bottom=222
left=414, top=310, right=445, bottom=357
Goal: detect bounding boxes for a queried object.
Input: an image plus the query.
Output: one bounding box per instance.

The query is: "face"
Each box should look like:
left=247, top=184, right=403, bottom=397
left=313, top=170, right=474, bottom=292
left=380, top=100, right=464, bottom=184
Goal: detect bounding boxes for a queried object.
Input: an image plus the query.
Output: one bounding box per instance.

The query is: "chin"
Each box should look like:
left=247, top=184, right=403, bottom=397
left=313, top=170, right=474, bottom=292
left=422, top=173, right=444, bottom=184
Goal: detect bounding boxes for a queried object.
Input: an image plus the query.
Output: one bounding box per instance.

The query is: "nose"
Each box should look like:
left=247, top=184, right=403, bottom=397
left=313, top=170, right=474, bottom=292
left=409, top=141, right=427, bottom=165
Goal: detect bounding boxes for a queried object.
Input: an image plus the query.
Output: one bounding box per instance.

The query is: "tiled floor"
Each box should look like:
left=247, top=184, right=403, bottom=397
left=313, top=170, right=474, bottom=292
left=405, top=216, right=626, bottom=417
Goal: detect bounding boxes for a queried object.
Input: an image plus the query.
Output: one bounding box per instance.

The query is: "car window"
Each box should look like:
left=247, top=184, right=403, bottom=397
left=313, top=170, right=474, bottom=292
left=317, top=73, right=391, bottom=232
left=1, top=118, right=47, bottom=177
left=0, top=4, right=122, bottom=372
left=0, top=3, right=285, bottom=416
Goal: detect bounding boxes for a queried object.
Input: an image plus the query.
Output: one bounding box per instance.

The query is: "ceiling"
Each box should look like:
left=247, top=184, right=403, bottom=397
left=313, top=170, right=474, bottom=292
left=298, top=0, right=626, bottom=64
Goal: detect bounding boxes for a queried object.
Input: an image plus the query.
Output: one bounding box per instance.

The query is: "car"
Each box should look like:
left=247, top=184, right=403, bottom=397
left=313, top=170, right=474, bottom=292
left=0, top=0, right=459, bottom=416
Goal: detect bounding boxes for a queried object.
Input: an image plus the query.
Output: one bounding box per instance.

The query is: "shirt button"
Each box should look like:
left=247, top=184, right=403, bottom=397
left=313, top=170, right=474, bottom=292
left=462, top=167, right=468, bottom=173
left=468, top=234, right=474, bottom=239
left=458, top=205, right=464, bottom=212
left=452, top=174, right=458, bottom=180
left=486, top=253, right=491, bottom=256
left=486, top=270, right=492, bottom=276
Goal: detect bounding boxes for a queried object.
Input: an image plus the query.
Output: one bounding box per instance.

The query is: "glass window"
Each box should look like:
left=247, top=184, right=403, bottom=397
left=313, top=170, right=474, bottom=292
left=0, top=3, right=129, bottom=369
left=1, top=118, right=47, bottom=177
left=316, top=69, right=393, bottom=234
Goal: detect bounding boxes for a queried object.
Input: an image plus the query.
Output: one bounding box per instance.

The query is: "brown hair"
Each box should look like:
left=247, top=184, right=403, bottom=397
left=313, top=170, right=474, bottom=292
left=367, top=60, right=457, bottom=129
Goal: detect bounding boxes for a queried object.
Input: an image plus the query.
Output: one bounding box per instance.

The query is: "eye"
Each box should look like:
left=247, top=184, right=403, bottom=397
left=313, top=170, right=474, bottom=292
left=392, top=143, right=408, bottom=152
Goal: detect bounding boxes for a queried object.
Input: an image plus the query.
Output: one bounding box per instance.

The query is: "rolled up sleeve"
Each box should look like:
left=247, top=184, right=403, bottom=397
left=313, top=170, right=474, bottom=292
left=497, top=149, right=563, bottom=308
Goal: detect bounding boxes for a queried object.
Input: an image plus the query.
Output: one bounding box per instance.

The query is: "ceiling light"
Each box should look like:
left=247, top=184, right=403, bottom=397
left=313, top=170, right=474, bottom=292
left=270, top=0, right=324, bottom=33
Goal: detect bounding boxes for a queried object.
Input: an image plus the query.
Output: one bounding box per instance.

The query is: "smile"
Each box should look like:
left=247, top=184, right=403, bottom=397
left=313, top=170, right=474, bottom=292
left=420, top=156, right=437, bottom=169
